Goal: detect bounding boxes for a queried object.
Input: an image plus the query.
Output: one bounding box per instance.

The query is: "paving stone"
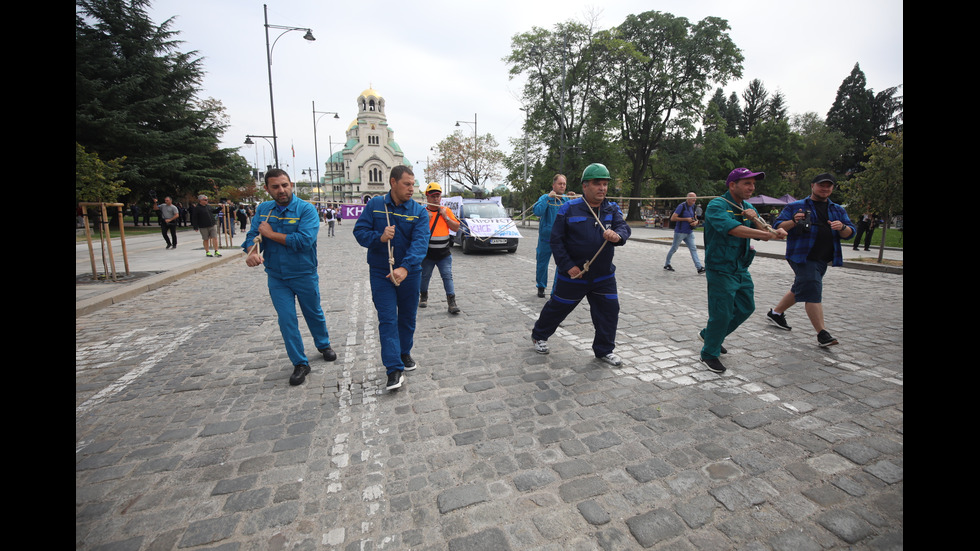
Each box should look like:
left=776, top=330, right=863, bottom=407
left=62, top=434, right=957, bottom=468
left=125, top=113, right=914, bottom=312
left=626, top=508, right=686, bottom=547
left=75, top=228, right=903, bottom=550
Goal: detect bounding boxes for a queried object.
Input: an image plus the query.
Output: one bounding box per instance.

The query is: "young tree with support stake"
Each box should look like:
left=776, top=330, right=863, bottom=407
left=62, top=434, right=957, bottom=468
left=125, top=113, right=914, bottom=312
left=846, top=131, right=903, bottom=263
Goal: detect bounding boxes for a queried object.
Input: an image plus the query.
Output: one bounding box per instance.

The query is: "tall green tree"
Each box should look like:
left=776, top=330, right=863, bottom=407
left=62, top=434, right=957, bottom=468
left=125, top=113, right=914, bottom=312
left=505, top=17, right=607, bottom=177
left=826, top=63, right=876, bottom=173
left=597, top=11, right=743, bottom=219
left=741, top=118, right=802, bottom=197
left=739, top=78, right=769, bottom=135
left=76, top=0, right=249, bottom=202
left=724, top=91, right=743, bottom=138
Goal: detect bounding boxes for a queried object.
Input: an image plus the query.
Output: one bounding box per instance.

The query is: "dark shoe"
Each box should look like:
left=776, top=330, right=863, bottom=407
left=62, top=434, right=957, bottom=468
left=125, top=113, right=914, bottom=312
left=817, top=330, right=839, bottom=347
left=447, top=294, right=460, bottom=315
left=698, top=330, right=726, bottom=354
left=320, top=347, right=337, bottom=362
left=401, top=353, right=417, bottom=372
left=386, top=371, right=405, bottom=390
left=664, top=265, right=675, bottom=272
left=289, top=364, right=311, bottom=386
left=766, top=309, right=792, bottom=331
left=697, top=267, right=705, bottom=274
left=537, top=287, right=545, bottom=298
left=419, top=292, right=428, bottom=308
left=700, top=356, right=727, bottom=374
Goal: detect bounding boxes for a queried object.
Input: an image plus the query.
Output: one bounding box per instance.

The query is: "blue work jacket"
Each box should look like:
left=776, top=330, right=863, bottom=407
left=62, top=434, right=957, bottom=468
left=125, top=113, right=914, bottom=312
left=550, top=198, right=630, bottom=279
left=353, top=194, right=430, bottom=273
left=242, top=196, right=320, bottom=279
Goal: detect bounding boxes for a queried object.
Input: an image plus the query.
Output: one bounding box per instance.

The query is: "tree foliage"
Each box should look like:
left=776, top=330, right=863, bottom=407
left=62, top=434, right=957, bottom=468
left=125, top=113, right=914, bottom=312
left=76, top=0, right=251, bottom=203
left=76, top=142, right=130, bottom=203
left=429, top=131, right=506, bottom=192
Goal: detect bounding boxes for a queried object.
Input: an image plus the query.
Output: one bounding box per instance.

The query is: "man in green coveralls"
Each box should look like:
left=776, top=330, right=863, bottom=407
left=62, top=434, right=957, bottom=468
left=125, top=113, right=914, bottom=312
left=699, top=168, right=787, bottom=374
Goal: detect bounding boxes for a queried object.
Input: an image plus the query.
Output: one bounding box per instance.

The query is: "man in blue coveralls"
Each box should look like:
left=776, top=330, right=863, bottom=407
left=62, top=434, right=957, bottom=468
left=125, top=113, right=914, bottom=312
left=243, top=168, right=336, bottom=386
left=530, top=163, right=631, bottom=366
left=532, top=174, right=573, bottom=297
left=353, top=166, right=430, bottom=391
left=698, top=167, right=786, bottom=374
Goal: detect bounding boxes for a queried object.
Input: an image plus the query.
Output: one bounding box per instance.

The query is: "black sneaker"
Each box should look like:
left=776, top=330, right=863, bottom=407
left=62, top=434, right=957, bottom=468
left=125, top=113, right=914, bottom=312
left=537, top=287, right=545, bottom=298
left=700, top=356, right=727, bottom=374
left=817, top=330, right=839, bottom=347
left=401, top=353, right=417, bottom=371
left=766, top=309, right=791, bottom=331
left=698, top=330, right=726, bottom=354
left=697, top=267, right=705, bottom=274
left=289, top=364, right=311, bottom=386
left=386, top=371, right=405, bottom=390
left=664, top=265, right=675, bottom=272
left=320, top=347, right=337, bottom=361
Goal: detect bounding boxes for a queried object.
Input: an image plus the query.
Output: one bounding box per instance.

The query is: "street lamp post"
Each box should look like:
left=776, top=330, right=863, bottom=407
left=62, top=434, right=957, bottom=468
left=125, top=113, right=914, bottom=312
left=244, top=135, right=276, bottom=178
left=264, top=3, right=315, bottom=168
left=454, top=114, right=478, bottom=191
left=312, top=101, right=339, bottom=204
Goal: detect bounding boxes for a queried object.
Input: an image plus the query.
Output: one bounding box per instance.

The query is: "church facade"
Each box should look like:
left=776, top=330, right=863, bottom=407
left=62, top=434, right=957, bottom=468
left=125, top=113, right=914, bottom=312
left=323, top=88, right=412, bottom=203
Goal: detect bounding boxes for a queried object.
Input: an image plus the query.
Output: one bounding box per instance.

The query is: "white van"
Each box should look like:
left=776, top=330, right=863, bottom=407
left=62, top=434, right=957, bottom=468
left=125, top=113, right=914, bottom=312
left=441, top=196, right=522, bottom=254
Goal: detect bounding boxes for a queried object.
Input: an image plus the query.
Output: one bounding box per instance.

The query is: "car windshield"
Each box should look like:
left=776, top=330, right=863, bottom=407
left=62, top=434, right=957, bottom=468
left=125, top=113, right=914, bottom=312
left=461, top=203, right=508, bottom=219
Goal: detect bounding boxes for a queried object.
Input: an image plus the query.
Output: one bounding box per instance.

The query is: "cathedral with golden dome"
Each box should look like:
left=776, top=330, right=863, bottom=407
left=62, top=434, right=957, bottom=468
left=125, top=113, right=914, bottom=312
left=323, top=87, right=412, bottom=203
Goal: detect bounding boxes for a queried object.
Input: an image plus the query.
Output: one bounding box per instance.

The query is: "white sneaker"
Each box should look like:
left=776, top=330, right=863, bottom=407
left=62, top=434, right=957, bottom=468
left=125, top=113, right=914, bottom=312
left=533, top=338, right=549, bottom=354
left=598, top=353, right=622, bottom=366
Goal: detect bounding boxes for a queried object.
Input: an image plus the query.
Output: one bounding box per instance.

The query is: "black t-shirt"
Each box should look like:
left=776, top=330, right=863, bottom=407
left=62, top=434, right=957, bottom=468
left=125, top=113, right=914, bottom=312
left=807, top=201, right=834, bottom=263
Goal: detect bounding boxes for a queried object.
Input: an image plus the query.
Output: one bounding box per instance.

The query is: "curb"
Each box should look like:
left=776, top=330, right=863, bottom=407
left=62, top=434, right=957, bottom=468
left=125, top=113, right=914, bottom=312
left=75, top=250, right=244, bottom=317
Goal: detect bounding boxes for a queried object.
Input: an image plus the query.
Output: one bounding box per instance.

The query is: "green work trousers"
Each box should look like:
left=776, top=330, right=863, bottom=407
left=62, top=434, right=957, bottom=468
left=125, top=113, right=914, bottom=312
left=701, top=268, right=754, bottom=359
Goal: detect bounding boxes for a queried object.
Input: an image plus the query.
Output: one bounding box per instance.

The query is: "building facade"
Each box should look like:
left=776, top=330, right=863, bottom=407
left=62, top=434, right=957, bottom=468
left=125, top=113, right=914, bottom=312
left=323, top=88, right=412, bottom=204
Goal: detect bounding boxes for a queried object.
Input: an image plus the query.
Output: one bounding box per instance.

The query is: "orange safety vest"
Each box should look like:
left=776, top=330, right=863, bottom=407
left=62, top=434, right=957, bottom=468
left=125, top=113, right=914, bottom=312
left=427, top=207, right=458, bottom=251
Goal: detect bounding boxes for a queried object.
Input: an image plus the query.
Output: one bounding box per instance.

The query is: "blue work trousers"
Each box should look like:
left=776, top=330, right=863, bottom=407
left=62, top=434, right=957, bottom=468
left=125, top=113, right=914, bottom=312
left=532, top=273, right=620, bottom=357
left=421, top=254, right=454, bottom=295
left=268, top=273, right=331, bottom=366
left=535, top=238, right=559, bottom=292
left=369, top=267, right=421, bottom=374
left=701, top=269, right=754, bottom=359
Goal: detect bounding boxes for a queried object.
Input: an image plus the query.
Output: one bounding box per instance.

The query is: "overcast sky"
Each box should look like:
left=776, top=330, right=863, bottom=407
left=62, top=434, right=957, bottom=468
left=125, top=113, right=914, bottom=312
left=146, top=0, right=903, bottom=187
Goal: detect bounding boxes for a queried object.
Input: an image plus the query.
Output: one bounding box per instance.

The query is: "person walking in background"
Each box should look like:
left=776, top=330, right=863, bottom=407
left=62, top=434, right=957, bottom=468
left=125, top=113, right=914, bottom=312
left=153, top=196, right=180, bottom=249
left=663, top=192, right=704, bottom=274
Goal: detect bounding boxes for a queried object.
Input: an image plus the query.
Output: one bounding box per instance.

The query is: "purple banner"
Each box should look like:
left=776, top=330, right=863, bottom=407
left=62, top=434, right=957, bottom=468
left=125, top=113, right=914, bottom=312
left=340, top=204, right=365, bottom=220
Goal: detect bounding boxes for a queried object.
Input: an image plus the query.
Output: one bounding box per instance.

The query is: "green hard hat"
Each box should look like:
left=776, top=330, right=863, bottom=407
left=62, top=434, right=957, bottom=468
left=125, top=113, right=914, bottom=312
left=581, top=163, right=611, bottom=182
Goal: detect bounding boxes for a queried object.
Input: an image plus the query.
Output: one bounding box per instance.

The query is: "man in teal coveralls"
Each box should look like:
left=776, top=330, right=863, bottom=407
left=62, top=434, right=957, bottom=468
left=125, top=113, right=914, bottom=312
left=699, top=167, right=786, bottom=374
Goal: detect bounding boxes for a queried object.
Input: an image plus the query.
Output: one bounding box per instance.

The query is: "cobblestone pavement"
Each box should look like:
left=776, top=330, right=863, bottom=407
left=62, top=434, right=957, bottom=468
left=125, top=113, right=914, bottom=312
left=76, top=222, right=903, bottom=550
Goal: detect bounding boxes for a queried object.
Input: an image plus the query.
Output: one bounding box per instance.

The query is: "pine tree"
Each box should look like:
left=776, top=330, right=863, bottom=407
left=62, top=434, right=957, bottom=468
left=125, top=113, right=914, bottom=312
left=76, top=0, right=247, bottom=201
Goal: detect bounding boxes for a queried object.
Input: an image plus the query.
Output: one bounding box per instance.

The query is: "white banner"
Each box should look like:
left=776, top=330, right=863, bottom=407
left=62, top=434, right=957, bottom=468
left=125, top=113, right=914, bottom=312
left=464, top=218, right=523, bottom=238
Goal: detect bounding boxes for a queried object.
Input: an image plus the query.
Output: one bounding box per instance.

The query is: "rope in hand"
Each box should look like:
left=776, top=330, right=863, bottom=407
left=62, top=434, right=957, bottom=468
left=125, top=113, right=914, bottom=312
left=719, top=197, right=779, bottom=235
left=383, top=202, right=399, bottom=286
left=246, top=211, right=274, bottom=260
left=571, top=202, right=611, bottom=279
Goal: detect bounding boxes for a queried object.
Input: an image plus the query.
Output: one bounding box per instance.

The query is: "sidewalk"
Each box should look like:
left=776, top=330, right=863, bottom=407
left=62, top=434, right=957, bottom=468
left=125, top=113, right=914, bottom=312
left=75, top=228, right=244, bottom=317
